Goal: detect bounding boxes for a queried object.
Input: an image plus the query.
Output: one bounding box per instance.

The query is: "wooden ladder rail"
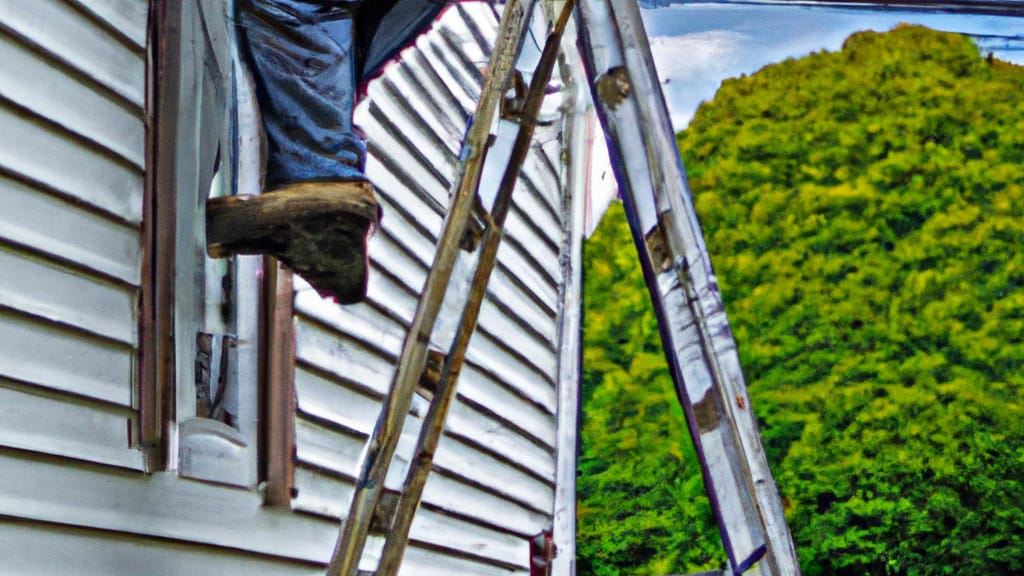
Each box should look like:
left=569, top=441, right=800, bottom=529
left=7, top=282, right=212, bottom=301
left=373, top=2, right=577, bottom=574
left=324, top=1, right=537, bottom=574
left=575, top=0, right=802, bottom=574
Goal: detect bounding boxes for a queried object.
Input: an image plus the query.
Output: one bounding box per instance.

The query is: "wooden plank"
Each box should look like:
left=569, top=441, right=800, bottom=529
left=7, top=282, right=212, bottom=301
left=396, top=545, right=530, bottom=576
left=0, top=174, right=140, bottom=285
left=434, top=436, right=554, bottom=513
left=294, top=366, right=384, bottom=435
left=457, top=365, right=557, bottom=449
left=0, top=381, right=142, bottom=469
left=0, top=0, right=145, bottom=107
left=294, top=316, right=396, bottom=398
left=445, top=399, right=556, bottom=483
left=294, top=418, right=369, bottom=479
left=295, top=357, right=556, bottom=482
left=291, top=464, right=549, bottom=539
left=0, top=32, right=144, bottom=167
left=68, top=0, right=149, bottom=50
left=0, top=519, right=323, bottom=576
left=294, top=365, right=554, bottom=511
left=0, top=103, right=143, bottom=224
left=307, top=492, right=534, bottom=572
left=0, top=244, right=137, bottom=344
left=466, top=332, right=558, bottom=409
left=479, top=294, right=555, bottom=349
left=0, top=308, right=133, bottom=407
left=0, top=452, right=340, bottom=563
left=550, top=42, right=588, bottom=573
left=0, top=0, right=145, bottom=106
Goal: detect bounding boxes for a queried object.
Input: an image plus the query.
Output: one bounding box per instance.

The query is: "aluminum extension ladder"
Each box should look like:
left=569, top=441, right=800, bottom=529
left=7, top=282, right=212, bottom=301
left=323, top=1, right=801, bottom=575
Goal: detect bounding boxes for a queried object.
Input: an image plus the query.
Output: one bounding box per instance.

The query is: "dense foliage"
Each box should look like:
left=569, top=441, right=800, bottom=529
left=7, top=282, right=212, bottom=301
left=579, top=25, right=1024, bottom=575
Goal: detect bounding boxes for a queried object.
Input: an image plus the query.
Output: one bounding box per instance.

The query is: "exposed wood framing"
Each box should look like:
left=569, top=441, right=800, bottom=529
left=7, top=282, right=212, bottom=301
left=263, top=260, right=296, bottom=507
left=325, top=1, right=538, bottom=574
left=576, top=0, right=801, bottom=574
left=373, top=3, right=577, bottom=574
left=140, top=0, right=182, bottom=471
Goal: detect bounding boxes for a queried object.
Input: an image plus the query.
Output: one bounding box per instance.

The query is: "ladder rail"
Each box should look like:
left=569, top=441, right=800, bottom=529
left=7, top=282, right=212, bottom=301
left=325, top=1, right=537, bottom=574
left=575, top=0, right=802, bottom=573
left=373, top=3, right=577, bottom=573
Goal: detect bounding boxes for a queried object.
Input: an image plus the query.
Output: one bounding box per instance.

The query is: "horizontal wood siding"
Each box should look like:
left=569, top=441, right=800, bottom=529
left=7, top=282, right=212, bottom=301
left=290, top=3, right=564, bottom=573
left=0, top=0, right=145, bottom=470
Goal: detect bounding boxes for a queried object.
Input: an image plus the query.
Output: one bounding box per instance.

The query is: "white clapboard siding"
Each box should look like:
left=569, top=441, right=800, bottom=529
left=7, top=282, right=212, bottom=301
left=0, top=0, right=145, bottom=469
left=0, top=520, right=325, bottom=576
left=289, top=3, right=565, bottom=572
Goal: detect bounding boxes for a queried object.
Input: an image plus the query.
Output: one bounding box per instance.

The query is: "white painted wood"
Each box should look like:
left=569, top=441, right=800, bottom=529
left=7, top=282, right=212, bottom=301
left=0, top=308, right=132, bottom=407
left=0, top=245, right=137, bottom=344
left=69, top=0, right=149, bottom=49
left=294, top=418, right=368, bottom=479
left=0, top=519, right=323, bottom=576
left=292, top=461, right=550, bottom=539
left=549, top=30, right=588, bottom=572
left=0, top=175, right=140, bottom=285
left=290, top=467, right=536, bottom=569
left=407, top=509, right=531, bottom=570
left=0, top=103, right=144, bottom=224
left=0, top=0, right=145, bottom=106
left=434, top=435, right=554, bottom=513
left=294, top=316, right=397, bottom=398
left=0, top=382, right=143, bottom=470
left=466, top=331, right=558, bottom=411
left=179, top=418, right=253, bottom=488
left=0, top=452, right=340, bottom=562
left=457, top=365, right=557, bottom=449
left=396, top=546, right=531, bottom=576
left=495, top=238, right=560, bottom=310
left=480, top=293, right=555, bottom=347
left=422, top=472, right=551, bottom=537
left=0, top=32, right=144, bottom=167
left=292, top=358, right=557, bottom=483
left=295, top=366, right=383, bottom=434
left=445, top=399, right=556, bottom=482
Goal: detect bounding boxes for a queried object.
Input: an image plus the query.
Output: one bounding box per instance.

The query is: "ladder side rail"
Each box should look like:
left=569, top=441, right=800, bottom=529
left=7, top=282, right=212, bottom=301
left=574, top=0, right=801, bottom=573
left=325, top=1, right=537, bottom=574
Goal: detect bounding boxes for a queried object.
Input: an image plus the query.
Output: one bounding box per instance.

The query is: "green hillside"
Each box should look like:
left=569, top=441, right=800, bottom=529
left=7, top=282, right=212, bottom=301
left=579, top=25, right=1024, bottom=575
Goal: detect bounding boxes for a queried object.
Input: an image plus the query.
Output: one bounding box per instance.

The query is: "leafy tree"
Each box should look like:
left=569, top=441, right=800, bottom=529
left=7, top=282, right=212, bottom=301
left=580, top=24, right=1024, bottom=575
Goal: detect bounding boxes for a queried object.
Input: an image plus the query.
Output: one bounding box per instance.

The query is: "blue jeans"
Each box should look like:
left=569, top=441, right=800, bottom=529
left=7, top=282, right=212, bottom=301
left=238, top=0, right=446, bottom=188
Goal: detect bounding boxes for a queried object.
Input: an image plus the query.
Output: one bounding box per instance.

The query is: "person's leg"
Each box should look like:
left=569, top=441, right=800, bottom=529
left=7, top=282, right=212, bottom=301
left=238, top=0, right=366, bottom=187
left=211, top=0, right=374, bottom=304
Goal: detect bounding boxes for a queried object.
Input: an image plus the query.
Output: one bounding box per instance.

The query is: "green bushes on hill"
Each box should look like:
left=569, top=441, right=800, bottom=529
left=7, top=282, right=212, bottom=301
left=579, top=24, right=1024, bottom=575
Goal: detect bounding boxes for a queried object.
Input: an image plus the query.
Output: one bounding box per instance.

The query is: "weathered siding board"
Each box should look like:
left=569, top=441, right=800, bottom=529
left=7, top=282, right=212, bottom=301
left=0, top=104, right=144, bottom=224
left=0, top=520, right=324, bottom=576
left=0, top=175, right=140, bottom=285
left=0, top=308, right=133, bottom=407
left=67, top=0, right=149, bottom=50
left=0, top=0, right=145, bottom=471
left=0, top=383, right=140, bottom=470
left=0, top=32, right=144, bottom=167
left=0, top=0, right=146, bottom=107
left=0, top=245, right=137, bottom=345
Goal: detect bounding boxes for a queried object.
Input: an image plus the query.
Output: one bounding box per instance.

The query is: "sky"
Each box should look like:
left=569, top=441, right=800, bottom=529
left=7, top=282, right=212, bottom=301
left=639, top=3, right=1024, bottom=129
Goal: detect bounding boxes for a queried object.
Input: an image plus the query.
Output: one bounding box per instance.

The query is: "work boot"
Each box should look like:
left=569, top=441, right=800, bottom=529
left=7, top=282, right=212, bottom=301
left=206, top=180, right=378, bottom=304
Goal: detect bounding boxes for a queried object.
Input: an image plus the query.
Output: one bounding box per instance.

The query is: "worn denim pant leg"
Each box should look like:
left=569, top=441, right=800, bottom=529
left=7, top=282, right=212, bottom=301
left=238, top=0, right=366, bottom=188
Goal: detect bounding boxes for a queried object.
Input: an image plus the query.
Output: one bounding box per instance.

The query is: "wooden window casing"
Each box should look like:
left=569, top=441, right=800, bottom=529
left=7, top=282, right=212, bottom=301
left=140, top=0, right=296, bottom=498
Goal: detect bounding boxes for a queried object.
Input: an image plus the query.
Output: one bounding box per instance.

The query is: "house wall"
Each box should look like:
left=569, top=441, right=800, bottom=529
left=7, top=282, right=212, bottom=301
left=0, top=1, right=583, bottom=574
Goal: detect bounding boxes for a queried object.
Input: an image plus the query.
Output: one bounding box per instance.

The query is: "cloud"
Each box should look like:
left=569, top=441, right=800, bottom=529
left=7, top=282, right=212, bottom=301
left=648, top=31, right=752, bottom=129
left=648, top=30, right=751, bottom=82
